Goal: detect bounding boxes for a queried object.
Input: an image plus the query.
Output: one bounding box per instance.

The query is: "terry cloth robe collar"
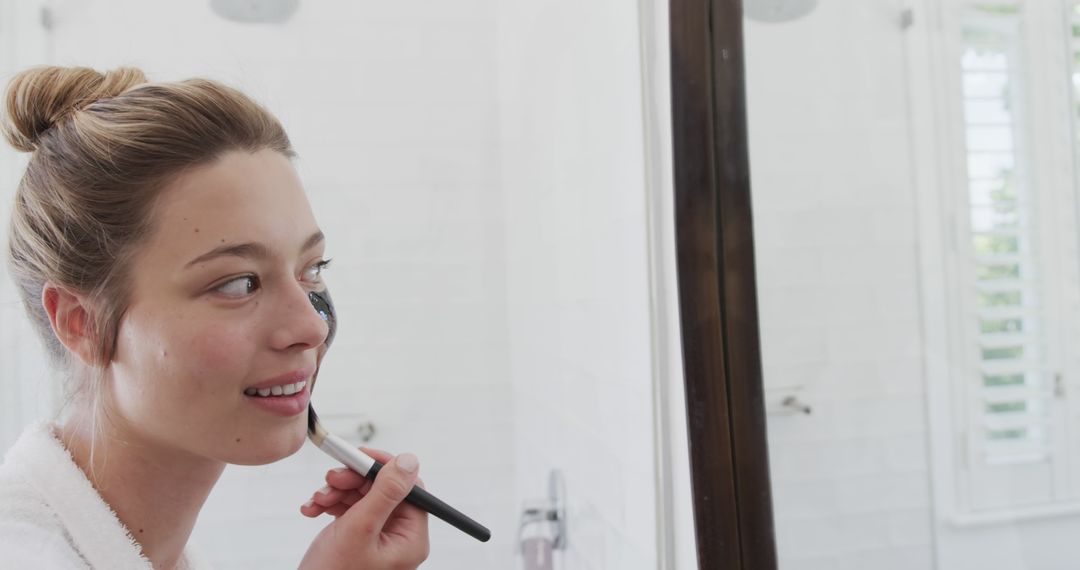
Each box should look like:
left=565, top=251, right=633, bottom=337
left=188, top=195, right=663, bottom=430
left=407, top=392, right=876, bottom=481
left=0, top=419, right=212, bottom=569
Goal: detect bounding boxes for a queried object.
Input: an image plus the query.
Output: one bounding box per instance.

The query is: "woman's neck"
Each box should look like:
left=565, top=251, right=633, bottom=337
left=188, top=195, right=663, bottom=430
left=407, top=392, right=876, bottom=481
left=56, top=414, right=226, bottom=570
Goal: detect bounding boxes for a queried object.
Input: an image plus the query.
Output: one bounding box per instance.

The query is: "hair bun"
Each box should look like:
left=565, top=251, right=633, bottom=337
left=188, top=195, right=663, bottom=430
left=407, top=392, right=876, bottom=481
left=1, top=66, right=147, bottom=152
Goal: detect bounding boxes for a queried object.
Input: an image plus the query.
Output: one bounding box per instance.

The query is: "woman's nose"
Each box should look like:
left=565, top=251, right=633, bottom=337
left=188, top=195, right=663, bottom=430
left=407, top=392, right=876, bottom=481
left=270, top=282, right=331, bottom=351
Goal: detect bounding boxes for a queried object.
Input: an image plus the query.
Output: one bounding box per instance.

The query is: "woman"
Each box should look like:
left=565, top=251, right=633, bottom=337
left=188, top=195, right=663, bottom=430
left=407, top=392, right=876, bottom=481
left=0, top=66, right=429, bottom=569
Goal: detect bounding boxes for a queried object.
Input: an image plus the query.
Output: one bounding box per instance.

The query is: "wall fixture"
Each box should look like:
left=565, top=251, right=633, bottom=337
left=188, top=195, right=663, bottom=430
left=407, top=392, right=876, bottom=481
left=209, top=0, right=299, bottom=24
left=744, top=0, right=817, bottom=23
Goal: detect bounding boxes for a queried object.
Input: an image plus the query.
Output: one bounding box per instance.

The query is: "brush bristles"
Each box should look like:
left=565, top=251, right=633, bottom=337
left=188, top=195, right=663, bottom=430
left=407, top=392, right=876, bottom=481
left=307, top=404, right=328, bottom=446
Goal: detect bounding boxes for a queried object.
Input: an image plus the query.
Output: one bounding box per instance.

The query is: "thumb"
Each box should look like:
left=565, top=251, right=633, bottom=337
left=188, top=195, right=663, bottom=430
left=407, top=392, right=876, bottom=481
left=345, top=453, right=420, bottom=534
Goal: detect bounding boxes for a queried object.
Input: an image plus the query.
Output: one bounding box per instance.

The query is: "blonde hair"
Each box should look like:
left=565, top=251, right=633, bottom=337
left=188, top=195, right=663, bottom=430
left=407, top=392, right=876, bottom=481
left=1, top=65, right=296, bottom=456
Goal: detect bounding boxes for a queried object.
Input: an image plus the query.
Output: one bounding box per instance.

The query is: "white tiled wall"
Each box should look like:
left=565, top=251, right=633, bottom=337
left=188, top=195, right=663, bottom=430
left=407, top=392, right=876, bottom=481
left=0, top=1, right=676, bottom=569
left=495, top=1, right=661, bottom=568
left=0, top=0, right=56, bottom=456
left=745, top=1, right=936, bottom=568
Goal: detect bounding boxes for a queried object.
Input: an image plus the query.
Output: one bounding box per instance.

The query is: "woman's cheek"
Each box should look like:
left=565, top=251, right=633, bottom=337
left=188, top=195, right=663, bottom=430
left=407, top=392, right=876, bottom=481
left=185, top=324, right=252, bottom=377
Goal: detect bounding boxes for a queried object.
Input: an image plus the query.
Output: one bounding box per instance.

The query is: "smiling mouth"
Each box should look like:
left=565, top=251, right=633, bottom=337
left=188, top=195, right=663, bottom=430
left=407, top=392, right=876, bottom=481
left=244, top=380, right=308, bottom=397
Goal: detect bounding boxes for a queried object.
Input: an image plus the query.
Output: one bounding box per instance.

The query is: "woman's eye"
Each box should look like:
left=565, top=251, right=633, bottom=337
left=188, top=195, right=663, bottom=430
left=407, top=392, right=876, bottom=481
left=304, top=259, right=332, bottom=282
left=216, top=275, right=259, bottom=298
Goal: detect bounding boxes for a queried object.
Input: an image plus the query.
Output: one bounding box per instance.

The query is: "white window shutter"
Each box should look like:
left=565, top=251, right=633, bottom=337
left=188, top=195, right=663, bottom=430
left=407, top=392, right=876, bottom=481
left=956, top=3, right=1061, bottom=512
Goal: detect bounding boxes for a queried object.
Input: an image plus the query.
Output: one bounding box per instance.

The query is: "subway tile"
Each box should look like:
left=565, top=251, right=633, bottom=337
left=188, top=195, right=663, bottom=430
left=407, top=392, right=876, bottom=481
left=775, top=511, right=892, bottom=558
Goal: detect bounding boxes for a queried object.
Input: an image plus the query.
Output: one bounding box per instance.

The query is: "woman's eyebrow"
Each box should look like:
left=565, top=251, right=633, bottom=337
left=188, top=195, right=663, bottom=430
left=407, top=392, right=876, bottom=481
left=186, top=231, right=324, bottom=268
left=301, top=230, right=325, bottom=252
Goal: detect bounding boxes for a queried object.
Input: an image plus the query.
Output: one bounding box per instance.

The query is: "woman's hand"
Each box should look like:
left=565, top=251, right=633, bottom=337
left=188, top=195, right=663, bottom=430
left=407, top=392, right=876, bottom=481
left=298, top=447, right=430, bottom=570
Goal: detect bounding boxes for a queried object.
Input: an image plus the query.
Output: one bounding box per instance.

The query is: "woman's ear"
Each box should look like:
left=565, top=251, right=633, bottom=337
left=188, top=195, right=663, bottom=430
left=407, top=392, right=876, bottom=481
left=41, top=283, right=98, bottom=367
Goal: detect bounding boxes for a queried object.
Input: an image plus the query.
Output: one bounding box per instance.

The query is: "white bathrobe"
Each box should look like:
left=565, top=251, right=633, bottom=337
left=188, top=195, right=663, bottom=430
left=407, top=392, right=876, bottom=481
left=0, top=420, right=213, bottom=569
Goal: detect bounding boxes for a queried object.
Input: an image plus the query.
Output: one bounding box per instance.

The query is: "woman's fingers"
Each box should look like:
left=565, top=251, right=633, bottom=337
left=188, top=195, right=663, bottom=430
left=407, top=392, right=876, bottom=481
left=319, top=447, right=393, bottom=491
left=301, top=484, right=355, bottom=517
left=359, top=446, right=394, bottom=462
left=300, top=501, right=323, bottom=517
left=358, top=449, right=427, bottom=489
left=324, top=503, right=350, bottom=518
left=339, top=453, right=422, bottom=533
left=323, top=448, right=426, bottom=491
left=310, top=485, right=347, bottom=507
left=326, top=467, right=368, bottom=489
left=302, top=448, right=427, bottom=518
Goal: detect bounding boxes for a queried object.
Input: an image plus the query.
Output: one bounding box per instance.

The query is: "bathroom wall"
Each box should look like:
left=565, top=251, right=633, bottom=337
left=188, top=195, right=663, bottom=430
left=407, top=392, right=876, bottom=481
left=745, top=0, right=936, bottom=568
left=0, top=1, right=687, bottom=569
left=495, top=0, right=666, bottom=568
left=9, top=1, right=513, bottom=568
left=0, top=0, right=57, bottom=454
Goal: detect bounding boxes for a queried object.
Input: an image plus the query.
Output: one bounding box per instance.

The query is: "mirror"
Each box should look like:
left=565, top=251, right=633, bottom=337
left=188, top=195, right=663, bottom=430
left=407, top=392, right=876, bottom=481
left=747, top=1, right=1080, bottom=568
left=0, top=1, right=697, bottom=568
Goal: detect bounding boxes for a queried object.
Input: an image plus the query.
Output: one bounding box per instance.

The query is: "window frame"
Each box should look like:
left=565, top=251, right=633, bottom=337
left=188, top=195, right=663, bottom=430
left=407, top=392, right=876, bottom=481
left=911, top=0, right=1080, bottom=525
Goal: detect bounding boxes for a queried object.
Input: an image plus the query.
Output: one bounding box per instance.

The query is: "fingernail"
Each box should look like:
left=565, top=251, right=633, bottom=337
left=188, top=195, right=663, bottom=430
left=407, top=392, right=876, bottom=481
left=330, top=467, right=348, bottom=475
left=316, top=485, right=332, bottom=496
left=303, top=499, right=314, bottom=508
left=397, top=453, right=419, bottom=473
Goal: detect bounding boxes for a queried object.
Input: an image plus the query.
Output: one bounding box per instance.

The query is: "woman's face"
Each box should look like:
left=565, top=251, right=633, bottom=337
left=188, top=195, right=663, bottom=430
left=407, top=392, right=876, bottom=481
left=106, top=149, right=330, bottom=465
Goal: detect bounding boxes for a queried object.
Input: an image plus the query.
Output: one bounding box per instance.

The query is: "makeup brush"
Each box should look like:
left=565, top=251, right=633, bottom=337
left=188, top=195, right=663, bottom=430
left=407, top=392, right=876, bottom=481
left=306, top=289, right=491, bottom=543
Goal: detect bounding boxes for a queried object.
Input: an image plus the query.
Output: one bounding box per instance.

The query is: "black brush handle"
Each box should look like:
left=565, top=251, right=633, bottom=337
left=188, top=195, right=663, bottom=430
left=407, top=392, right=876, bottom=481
left=366, top=461, right=491, bottom=542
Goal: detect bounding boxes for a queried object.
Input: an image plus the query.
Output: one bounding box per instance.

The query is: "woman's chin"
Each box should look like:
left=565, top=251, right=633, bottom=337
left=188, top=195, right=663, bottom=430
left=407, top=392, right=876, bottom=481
left=227, top=424, right=308, bottom=465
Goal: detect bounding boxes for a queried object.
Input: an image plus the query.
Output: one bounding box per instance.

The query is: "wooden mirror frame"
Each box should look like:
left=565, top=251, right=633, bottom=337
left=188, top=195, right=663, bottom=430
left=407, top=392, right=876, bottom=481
left=669, top=0, right=779, bottom=567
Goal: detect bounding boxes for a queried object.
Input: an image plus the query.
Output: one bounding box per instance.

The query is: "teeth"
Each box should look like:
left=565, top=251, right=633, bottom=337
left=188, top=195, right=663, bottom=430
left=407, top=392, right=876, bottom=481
left=245, top=380, right=307, bottom=398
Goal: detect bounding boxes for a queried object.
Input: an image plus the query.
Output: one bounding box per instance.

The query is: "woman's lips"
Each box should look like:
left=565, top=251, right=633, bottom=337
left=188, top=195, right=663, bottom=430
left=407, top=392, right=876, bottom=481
left=244, top=381, right=310, bottom=417
left=246, top=366, right=317, bottom=391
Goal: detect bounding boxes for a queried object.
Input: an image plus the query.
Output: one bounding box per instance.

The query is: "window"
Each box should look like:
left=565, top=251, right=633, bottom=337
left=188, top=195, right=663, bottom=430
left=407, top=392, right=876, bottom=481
left=960, top=6, right=1049, bottom=470
left=929, top=1, right=1080, bottom=518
